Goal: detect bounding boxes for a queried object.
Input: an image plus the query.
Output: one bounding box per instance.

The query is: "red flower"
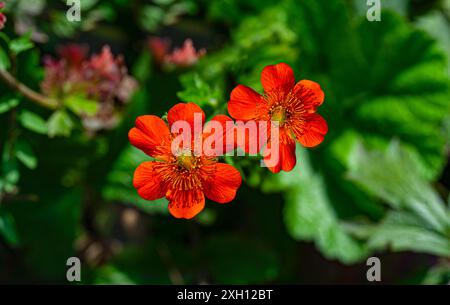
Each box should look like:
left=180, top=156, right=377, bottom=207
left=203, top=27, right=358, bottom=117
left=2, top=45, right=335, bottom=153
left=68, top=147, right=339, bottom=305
left=165, top=39, right=206, bottom=68
left=0, top=2, right=7, bottom=30
left=227, top=62, right=328, bottom=173
left=148, top=37, right=206, bottom=68
left=41, top=45, right=138, bottom=132
left=129, top=103, right=242, bottom=219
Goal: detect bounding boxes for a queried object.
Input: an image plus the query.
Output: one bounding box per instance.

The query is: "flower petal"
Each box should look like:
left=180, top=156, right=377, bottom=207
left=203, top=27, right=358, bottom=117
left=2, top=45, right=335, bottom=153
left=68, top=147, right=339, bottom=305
left=263, top=131, right=296, bottom=173
left=294, top=113, right=328, bottom=147
left=203, top=114, right=236, bottom=156
left=235, top=120, right=270, bottom=154
left=261, top=62, right=295, bottom=93
left=128, top=115, right=171, bottom=158
left=133, top=161, right=166, bottom=201
left=228, top=85, right=268, bottom=120
left=166, top=189, right=205, bottom=219
left=203, top=163, right=242, bottom=203
left=293, top=80, right=324, bottom=112
left=168, top=102, right=205, bottom=131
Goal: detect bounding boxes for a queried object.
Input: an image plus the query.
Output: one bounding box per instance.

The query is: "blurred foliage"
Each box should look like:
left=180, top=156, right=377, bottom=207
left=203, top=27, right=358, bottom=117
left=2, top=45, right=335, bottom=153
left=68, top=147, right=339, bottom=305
left=1, top=0, right=450, bottom=284
left=347, top=141, right=450, bottom=257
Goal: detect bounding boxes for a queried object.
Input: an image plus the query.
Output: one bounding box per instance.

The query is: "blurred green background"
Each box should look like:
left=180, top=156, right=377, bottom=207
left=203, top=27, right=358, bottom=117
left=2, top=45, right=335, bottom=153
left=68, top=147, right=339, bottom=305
left=0, top=0, right=450, bottom=284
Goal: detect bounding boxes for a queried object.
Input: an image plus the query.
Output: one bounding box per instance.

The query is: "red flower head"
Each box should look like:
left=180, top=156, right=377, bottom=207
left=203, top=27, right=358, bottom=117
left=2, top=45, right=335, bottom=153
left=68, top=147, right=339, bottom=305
left=228, top=62, right=328, bottom=173
left=148, top=37, right=206, bottom=68
left=0, top=2, right=6, bottom=30
left=165, top=39, right=206, bottom=68
left=41, top=44, right=138, bottom=132
left=129, top=103, right=242, bottom=219
left=57, top=44, right=88, bottom=69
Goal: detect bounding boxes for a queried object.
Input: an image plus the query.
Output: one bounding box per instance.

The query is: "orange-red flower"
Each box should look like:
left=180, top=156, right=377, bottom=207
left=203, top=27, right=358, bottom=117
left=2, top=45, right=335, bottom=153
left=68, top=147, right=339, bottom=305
left=129, top=103, right=242, bottom=219
left=227, top=62, right=328, bottom=173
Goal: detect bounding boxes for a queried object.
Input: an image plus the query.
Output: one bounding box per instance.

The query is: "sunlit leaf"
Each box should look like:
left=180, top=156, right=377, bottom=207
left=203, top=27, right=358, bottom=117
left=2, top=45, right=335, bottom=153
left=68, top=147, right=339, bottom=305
left=19, top=110, right=48, bottom=135
left=47, top=110, right=74, bottom=138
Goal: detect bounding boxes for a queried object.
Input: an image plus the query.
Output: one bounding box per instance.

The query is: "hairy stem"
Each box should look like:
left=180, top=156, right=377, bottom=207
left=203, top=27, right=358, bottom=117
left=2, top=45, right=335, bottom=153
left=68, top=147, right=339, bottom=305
left=0, top=69, right=58, bottom=110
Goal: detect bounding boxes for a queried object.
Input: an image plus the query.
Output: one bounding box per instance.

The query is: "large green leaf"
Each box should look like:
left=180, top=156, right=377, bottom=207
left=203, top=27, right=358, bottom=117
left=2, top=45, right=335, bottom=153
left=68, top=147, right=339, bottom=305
left=284, top=0, right=450, bottom=176
left=281, top=147, right=367, bottom=264
left=346, top=141, right=450, bottom=257
left=280, top=0, right=450, bottom=261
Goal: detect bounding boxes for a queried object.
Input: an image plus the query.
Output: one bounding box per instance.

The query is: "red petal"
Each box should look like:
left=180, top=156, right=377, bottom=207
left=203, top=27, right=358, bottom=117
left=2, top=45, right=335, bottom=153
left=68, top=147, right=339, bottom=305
left=133, top=161, right=166, bottom=200
left=128, top=115, right=171, bottom=158
left=167, top=103, right=205, bottom=133
left=263, top=131, right=296, bottom=173
left=168, top=102, right=205, bottom=129
left=295, top=113, right=328, bottom=147
left=293, top=80, right=325, bottom=112
left=203, top=163, right=242, bottom=203
left=166, top=189, right=205, bottom=219
left=261, top=62, right=295, bottom=93
left=228, top=85, right=268, bottom=120
left=203, top=115, right=236, bottom=156
left=235, top=120, right=270, bottom=154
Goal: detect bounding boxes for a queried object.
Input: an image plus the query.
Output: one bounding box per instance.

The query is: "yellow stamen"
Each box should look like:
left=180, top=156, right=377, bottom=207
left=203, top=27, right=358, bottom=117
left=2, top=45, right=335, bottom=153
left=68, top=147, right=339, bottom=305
left=177, top=150, right=197, bottom=171
left=271, top=106, right=286, bottom=125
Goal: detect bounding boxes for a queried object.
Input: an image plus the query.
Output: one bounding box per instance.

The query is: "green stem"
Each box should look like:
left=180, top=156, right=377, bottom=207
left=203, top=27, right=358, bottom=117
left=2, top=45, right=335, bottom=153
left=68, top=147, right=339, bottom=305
left=0, top=69, right=58, bottom=110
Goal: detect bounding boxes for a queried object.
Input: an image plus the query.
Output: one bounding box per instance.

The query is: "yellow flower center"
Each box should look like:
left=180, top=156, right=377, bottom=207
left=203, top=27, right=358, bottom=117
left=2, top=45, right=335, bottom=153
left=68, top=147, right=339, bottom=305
left=177, top=150, right=197, bottom=171
left=271, top=106, right=287, bottom=125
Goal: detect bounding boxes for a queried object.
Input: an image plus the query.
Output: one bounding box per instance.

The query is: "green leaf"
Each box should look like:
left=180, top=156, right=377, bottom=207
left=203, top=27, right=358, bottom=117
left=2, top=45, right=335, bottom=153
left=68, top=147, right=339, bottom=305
left=139, top=5, right=165, bottom=32
left=0, top=47, right=10, bottom=70
left=346, top=142, right=450, bottom=257
left=282, top=147, right=367, bottom=264
left=47, top=110, right=74, bottom=138
left=353, top=0, right=408, bottom=18
left=177, top=73, right=222, bottom=107
left=416, top=11, right=450, bottom=74
left=0, top=97, right=19, bottom=114
left=422, top=263, right=450, bottom=284
left=18, top=110, right=48, bottom=135
left=353, top=221, right=450, bottom=257
left=0, top=212, right=20, bottom=246
left=65, top=95, right=99, bottom=116
left=350, top=13, right=450, bottom=180
left=348, top=141, right=450, bottom=234
left=15, top=140, right=37, bottom=170
left=10, top=32, right=34, bottom=55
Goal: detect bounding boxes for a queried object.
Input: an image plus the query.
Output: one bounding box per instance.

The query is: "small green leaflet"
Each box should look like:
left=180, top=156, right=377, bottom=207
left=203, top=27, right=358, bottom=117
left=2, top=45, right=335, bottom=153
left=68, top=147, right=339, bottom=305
left=47, top=110, right=74, bottom=138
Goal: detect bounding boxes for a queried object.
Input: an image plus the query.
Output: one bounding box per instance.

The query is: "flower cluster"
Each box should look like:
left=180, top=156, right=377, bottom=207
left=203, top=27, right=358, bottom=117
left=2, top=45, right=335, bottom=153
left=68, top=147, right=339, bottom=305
left=129, top=63, right=328, bottom=219
left=42, top=44, right=138, bottom=131
left=148, top=37, right=206, bottom=69
left=0, top=2, right=6, bottom=30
